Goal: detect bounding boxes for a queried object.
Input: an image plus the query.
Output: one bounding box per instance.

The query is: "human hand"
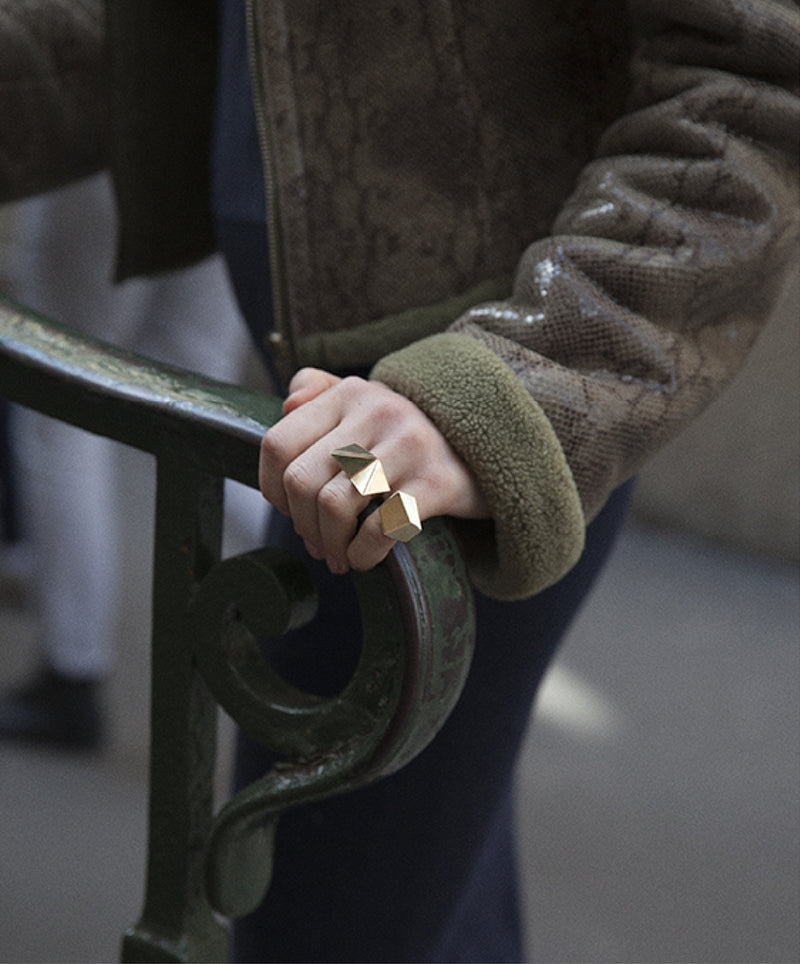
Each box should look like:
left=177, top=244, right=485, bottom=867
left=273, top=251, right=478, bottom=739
left=259, top=368, right=489, bottom=574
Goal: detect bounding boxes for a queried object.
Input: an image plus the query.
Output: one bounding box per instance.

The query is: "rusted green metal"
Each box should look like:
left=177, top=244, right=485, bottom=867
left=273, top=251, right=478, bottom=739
left=0, top=296, right=475, bottom=962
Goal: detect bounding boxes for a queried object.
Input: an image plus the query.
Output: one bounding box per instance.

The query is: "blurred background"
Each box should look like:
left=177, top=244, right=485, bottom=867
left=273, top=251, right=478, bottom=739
left=1, top=197, right=798, bottom=964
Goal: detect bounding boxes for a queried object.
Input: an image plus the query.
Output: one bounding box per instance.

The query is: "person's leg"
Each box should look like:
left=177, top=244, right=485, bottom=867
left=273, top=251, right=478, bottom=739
left=0, top=400, right=20, bottom=544
left=13, top=412, right=119, bottom=681
left=0, top=174, right=263, bottom=749
left=232, top=482, right=633, bottom=963
left=0, top=179, right=126, bottom=748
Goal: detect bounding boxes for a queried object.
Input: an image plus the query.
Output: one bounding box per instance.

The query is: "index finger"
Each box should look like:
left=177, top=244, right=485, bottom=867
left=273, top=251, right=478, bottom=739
left=259, top=377, right=366, bottom=513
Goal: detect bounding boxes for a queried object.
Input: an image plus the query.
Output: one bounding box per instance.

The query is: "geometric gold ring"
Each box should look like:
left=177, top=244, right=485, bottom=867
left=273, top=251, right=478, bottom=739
left=331, top=443, right=422, bottom=542
left=378, top=491, right=422, bottom=543
left=331, top=443, right=390, bottom=497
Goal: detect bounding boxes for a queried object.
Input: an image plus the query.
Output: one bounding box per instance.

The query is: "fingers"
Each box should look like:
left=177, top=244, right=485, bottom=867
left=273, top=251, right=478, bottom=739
left=259, top=374, right=489, bottom=576
left=260, top=377, right=377, bottom=570
left=313, top=475, right=368, bottom=572
left=287, top=457, right=367, bottom=572
left=259, top=380, right=348, bottom=515
left=345, top=490, right=419, bottom=572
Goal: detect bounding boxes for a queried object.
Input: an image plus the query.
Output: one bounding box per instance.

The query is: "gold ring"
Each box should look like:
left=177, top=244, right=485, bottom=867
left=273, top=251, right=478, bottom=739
left=331, top=443, right=390, bottom=497
left=331, top=444, right=422, bottom=542
left=379, top=491, right=422, bottom=543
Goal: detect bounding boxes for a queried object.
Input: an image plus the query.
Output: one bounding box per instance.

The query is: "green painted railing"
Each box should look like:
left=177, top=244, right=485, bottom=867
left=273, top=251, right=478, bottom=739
left=0, top=296, right=475, bottom=963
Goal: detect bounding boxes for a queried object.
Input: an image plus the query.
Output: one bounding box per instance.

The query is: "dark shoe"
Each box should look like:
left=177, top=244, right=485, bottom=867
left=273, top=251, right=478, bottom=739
left=0, top=667, right=104, bottom=751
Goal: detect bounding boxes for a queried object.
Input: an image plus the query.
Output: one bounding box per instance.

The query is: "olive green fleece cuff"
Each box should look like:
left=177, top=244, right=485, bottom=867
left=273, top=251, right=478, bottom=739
left=371, top=333, right=585, bottom=601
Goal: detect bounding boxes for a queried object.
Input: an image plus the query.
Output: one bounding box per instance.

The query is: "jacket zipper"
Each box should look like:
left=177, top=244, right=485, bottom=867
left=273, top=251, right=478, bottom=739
left=245, top=0, right=295, bottom=390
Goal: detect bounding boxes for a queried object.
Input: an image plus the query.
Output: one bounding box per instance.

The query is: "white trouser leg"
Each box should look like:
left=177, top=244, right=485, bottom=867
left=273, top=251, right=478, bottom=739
left=9, top=174, right=267, bottom=680
left=12, top=413, right=119, bottom=678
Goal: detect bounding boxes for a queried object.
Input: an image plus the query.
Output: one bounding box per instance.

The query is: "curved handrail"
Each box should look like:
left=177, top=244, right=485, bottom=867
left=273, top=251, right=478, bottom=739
left=0, top=295, right=475, bottom=961
left=0, top=296, right=282, bottom=482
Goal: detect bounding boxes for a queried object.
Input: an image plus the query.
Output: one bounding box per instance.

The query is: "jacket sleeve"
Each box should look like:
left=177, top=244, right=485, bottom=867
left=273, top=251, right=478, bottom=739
left=374, top=0, right=800, bottom=600
left=0, top=0, right=106, bottom=201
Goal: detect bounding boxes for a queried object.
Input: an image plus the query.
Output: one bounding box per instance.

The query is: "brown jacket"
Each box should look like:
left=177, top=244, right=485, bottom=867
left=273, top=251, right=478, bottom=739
left=3, top=0, right=799, bottom=598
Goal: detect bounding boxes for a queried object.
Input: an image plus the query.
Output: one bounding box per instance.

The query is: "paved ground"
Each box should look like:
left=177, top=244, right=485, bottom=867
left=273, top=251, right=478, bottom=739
left=1, top=516, right=798, bottom=963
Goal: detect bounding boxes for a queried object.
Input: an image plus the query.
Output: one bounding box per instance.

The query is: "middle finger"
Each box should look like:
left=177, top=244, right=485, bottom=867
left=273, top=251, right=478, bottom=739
left=283, top=437, right=372, bottom=568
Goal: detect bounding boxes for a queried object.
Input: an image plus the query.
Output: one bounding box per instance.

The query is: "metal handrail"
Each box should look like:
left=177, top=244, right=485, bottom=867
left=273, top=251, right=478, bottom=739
left=0, top=297, right=475, bottom=962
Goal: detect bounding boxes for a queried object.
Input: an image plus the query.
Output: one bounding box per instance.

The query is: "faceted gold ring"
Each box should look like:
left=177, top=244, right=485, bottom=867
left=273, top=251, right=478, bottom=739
left=378, top=490, right=422, bottom=543
left=331, top=444, right=422, bottom=543
left=331, top=443, right=390, bottom=497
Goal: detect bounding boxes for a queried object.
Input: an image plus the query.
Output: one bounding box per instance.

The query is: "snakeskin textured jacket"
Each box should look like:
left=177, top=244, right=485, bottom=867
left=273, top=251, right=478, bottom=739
left=2, top=0, right=799, bottom=599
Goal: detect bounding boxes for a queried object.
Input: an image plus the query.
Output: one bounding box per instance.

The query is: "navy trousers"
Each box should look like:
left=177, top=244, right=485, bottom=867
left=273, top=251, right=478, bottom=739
left=232, top=483, right=632, bottom=963
left=211, top=15, right=632, bottom=947
left=214, top=193, right=633, bottom=964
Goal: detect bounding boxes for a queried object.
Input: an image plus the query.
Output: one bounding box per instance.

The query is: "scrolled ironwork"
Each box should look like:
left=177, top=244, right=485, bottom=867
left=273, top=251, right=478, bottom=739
left=188, top=522, right=474, bottom=919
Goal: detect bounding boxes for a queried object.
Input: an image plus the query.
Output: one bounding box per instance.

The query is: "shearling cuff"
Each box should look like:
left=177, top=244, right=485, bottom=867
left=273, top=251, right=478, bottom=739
left=372, top=333, right=585, bottom=600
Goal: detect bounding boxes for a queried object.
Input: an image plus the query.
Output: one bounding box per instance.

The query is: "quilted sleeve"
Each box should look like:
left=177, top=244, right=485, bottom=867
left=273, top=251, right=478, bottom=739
left=375, top=0, right=799, bottom=598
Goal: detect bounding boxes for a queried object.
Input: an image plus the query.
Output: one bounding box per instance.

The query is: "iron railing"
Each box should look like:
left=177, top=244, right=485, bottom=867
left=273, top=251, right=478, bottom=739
left=0, top=296, right=475, bottom=962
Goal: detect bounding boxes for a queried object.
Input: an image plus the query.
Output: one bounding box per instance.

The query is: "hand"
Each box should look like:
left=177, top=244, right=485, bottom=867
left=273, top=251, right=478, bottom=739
left=259, top=368, right=489, bottom=574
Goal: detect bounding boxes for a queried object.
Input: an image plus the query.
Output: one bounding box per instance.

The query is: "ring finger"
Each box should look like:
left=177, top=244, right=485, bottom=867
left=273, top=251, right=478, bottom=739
left=282, top=440, right=367, bottom=567
left=314, top=470, right=369, bottom=571
left=315, top=441, right=393, bottom=572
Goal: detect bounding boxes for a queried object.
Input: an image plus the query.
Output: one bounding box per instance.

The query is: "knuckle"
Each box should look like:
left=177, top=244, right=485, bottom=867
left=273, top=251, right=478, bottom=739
left=370, top=394, right=400, bottom=424
left=282, top=460, right=312, bottom=501
left=317, top=482, right=351, bottom=521
left=336, top=375, right=366, bottom=403
left=340, top=374, right=366, bottom=393
left=400, top=428, right=428, bottom=459
left=260, top=428, right=289, bottom=466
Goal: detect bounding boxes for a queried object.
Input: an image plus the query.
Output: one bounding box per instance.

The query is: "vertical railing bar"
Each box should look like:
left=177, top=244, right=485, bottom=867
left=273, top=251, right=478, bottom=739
left=121, top=453, right=228, bottom=963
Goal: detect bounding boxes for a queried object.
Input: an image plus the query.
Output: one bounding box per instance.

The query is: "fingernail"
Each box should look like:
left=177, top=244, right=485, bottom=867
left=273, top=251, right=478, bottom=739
left=327, top=557, right=347, bottom=575
left=304, top=540, right=323, bottom=560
